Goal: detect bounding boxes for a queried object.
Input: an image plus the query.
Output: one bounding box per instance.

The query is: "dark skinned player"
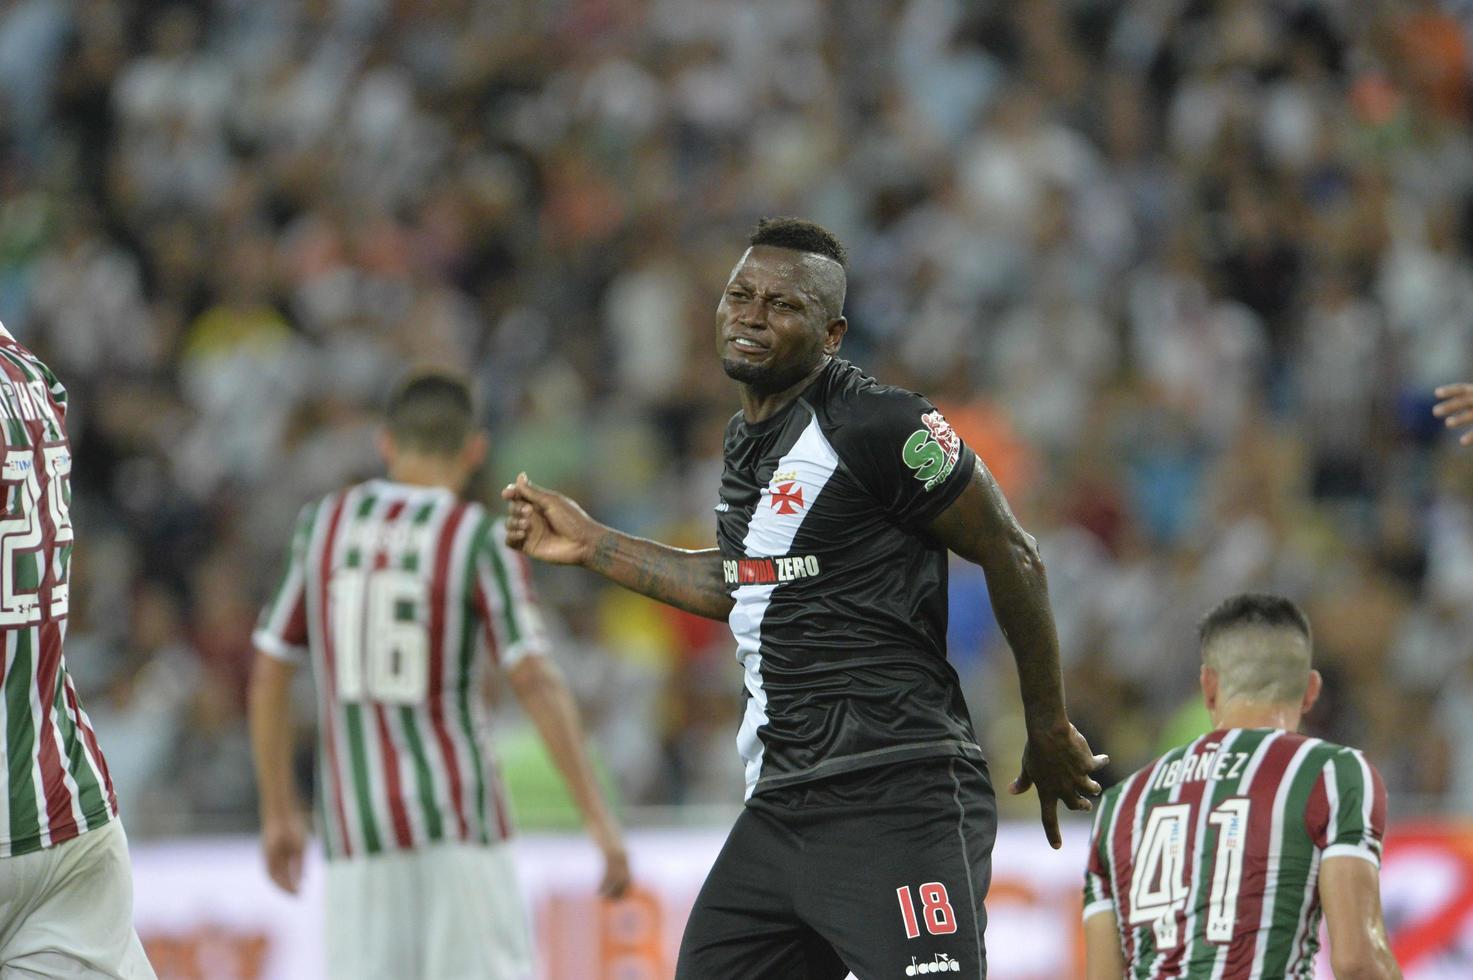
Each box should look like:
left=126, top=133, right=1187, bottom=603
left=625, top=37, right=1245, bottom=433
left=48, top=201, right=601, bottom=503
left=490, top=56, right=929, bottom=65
left=503, top=218, right=1106, bottom=978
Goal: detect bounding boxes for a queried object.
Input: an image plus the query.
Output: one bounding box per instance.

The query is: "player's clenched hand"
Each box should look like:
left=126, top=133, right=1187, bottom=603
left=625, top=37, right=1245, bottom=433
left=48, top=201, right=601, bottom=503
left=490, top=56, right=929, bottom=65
left=600, top=844, right=632, bottom=900
left=1009, top=722, right=1108, bottom=850
left=501, top=473, right=602, bottom=566
left=262, top=811, right=308, bottom=894
left=1434, top=383, right=1473, bottom=446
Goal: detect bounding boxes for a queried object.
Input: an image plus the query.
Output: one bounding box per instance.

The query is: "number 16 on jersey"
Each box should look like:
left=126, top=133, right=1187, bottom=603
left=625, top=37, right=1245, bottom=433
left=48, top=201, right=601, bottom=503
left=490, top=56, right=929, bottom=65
left=329, top=569, right=429, bottom=703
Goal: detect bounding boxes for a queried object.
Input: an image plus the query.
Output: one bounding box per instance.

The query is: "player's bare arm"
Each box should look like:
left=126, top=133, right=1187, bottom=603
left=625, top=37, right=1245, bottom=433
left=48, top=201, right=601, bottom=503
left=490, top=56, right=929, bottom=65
left=248, top=651, right=308, bottom=894
left=928, top=459, right=1107, bottom=848
left=507, top=654, right=632, bottom=899
left=502, top=473, right=734, bottom=620
left=1434, top=383, right=1473, bottom=446
left=1321, top=856, right=1402, bottom=980
left=1083, top=909, right=1125, bottom=980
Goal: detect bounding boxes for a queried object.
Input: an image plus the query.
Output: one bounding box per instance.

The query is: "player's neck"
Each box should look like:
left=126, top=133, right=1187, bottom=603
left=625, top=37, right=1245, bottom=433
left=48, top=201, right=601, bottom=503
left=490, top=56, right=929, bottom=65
left=386, top=456, right=464, bottom=493
left=739, top=357, right=829, bottom=423
left=1211, top=701, right=1302, bottom=733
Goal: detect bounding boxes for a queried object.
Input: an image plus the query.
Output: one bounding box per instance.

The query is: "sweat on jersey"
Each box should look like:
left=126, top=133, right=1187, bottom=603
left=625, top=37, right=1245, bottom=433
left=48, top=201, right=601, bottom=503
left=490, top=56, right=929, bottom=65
left=0, top=330, right=117, bottom=858
left=253, top=480, right=547, bottom=860
left=1082, top=728, right=1388, bottom=979
left=717, top=357, right=984, bottom=799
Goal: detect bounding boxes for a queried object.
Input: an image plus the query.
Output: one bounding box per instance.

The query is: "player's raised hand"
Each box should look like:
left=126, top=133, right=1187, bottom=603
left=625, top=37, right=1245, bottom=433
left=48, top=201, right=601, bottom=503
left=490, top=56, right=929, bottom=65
left=1434, top=383, right=1473, bottom=446
left=1009, top=722, right=1108, bottom=850
left=262, top=810, right=307, bottom=894
left=600, top=843, right=632, bottom=900
left=501, top=473, right=603, bottom=566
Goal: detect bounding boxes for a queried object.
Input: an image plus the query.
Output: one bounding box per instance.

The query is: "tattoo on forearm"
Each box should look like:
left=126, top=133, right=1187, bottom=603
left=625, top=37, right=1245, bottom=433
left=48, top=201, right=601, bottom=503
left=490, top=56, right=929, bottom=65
left=586, top=532, right=732, bottom=621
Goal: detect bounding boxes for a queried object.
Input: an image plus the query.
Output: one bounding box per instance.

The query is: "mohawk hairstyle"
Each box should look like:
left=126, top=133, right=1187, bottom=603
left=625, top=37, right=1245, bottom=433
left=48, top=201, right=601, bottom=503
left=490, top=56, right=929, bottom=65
left=749, top=217, right=848, bottom=268
left=385, top=370, right=475, bottom=457
left=1198, top=593, right=1312, bottom=649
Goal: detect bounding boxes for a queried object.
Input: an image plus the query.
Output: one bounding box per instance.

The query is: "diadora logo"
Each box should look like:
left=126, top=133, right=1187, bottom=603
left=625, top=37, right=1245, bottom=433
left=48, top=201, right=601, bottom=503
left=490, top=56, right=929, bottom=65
left=768, top=481, right=804, bottom=515
left=905, top=953, right=962, bottom=975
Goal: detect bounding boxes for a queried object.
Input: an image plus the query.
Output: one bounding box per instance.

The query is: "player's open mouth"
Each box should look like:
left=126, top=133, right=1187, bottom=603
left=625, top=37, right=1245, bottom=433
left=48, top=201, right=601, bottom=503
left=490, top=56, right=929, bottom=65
left=729, top=337, right=768, bottom=354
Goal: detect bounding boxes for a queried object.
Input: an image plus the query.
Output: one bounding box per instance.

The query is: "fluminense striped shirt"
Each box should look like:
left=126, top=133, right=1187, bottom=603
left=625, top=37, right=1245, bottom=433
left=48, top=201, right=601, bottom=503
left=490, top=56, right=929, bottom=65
left=0, top=327, right=117, bottom=858
left=1083, top=728, right=1387, bottom=979
left=253, top=479, right=547, bottom=860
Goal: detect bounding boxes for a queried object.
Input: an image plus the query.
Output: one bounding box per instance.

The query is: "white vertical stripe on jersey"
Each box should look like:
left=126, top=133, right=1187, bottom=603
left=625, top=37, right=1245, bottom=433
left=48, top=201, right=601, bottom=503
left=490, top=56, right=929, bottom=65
left=1248, top=737, right=1320, bottom=979
left=729, top=409, right=841, bottom=800
left=26, top=628, right=51, bottom=848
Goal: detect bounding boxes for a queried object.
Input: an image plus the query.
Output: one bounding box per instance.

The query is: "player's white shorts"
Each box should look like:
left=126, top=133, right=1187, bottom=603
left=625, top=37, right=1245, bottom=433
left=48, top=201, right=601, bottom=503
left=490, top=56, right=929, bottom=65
left=325, top=839, right=534, bottom=980
left=0, top=821, right=156, bottom=979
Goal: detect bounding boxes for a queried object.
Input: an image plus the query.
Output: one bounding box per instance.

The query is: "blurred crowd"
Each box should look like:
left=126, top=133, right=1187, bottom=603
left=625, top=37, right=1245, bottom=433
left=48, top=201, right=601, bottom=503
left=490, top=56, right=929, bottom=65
left=1, top=0, right=1472, bottom=833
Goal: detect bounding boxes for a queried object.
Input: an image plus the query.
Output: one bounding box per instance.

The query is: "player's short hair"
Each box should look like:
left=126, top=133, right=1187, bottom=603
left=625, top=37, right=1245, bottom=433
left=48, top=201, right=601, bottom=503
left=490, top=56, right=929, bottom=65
left=1198, top=593, right=1313, bottom=705
left=749, top=217, right=848, bottom=268
left=385, top=371, right=475, bottom=457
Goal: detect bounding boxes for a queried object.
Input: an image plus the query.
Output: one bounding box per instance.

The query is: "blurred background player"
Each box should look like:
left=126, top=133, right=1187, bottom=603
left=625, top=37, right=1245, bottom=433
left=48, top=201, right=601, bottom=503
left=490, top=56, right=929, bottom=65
left=504, top=218, right=1105, bottom=977
left=0, top=321, right=155, bottom=977
left=1435, top=384, right=1473, bottom=447
left=1082, top=593, right=1399, bottom=980
left=249, top=372, right=628, bottom=980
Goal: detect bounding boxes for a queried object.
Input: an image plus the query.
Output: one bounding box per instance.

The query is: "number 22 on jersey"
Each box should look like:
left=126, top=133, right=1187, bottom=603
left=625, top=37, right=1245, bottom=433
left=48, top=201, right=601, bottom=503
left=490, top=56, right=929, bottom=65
left=329, top=569, right=429, bottom=703
left=1128, top=798, right=1251, bottom=948
left=0, top=445, right=72, bottom=626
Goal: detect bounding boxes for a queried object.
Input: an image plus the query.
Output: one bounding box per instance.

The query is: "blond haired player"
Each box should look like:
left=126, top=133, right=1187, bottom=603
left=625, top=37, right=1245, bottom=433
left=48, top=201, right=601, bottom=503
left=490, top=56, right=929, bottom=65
left=0, top=322, right=155, bottom=977
left=1083, top=594, right=1399, bottom=980
left=249, top=372, right=628, bottom=980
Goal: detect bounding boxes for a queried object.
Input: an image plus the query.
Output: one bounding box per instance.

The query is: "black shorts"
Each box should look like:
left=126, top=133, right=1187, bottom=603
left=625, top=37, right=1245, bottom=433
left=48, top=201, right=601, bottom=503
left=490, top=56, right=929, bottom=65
left=675, top=756, right=997, bottom=980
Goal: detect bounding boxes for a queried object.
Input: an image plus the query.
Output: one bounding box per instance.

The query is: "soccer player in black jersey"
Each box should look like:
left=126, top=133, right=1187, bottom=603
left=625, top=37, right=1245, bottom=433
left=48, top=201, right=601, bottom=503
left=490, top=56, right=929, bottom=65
left=503, top=217, right=1106, bottom=978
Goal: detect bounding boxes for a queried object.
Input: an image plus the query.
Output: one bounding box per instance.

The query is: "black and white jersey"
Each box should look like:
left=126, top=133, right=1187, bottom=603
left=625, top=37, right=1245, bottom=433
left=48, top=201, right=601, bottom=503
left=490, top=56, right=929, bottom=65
left=717, top=357, right=985, bottom=799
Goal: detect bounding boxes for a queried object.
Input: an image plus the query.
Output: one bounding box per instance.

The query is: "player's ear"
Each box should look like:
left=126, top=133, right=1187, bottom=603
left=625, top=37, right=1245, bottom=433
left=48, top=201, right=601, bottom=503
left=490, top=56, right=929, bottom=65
left=823, top=316, right=847, bottom=355
left=1301, top=669, right=1323, bottom=716
left=376, top=427, right=396, bottom=467
left=1200, top=664, right=1218, bottom=713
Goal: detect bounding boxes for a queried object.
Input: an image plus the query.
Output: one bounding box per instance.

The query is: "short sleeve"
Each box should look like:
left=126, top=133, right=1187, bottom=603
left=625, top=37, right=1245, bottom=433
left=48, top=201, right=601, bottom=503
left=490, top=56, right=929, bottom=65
left=1308, top=748, right=1388, bottom=866
left=1083, top=787, right=1119, bottom=921
left=829, top=388, right=976, bottom=529
left=252, top=502, right=317, bottom=664
left=475, top=518, right=549, bottom=667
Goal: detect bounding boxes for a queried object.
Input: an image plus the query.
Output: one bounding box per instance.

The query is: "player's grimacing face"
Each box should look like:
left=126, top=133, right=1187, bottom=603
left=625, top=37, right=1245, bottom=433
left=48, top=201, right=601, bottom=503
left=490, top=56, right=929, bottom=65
left=717, top=246, right=834, bottom=391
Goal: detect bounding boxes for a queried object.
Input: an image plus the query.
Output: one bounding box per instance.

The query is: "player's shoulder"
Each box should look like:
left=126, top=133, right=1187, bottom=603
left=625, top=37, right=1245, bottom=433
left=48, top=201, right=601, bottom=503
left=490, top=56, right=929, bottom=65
left=810, top=358, right=933, bottom=421
left=807, top=358, right=952, bottom=452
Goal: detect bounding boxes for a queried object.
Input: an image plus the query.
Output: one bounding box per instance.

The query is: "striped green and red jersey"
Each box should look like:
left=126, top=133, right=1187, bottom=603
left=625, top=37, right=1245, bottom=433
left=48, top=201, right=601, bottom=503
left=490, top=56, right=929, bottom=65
left=0, top=328, right=117, bottom=858
left=1083, top=728, right=1387, bottom=979
left=253, top=479, right=547, bottom=860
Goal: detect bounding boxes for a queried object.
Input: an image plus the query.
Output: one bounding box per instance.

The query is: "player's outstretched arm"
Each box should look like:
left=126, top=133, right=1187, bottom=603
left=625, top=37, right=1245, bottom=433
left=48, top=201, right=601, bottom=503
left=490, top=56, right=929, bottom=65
left=1083, top=910, right=1125, bottom=980
left=508, top=654, right=631, bottom=899
left=928, top=461, right=1107, bottom=848
left=1321, top=856, right=1402, bottom=980
left=502, top=473, right=734, bottom=621
left=248, top=651, right=308, bottom=895
left=1434, top=383, right=1473, bottom=446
